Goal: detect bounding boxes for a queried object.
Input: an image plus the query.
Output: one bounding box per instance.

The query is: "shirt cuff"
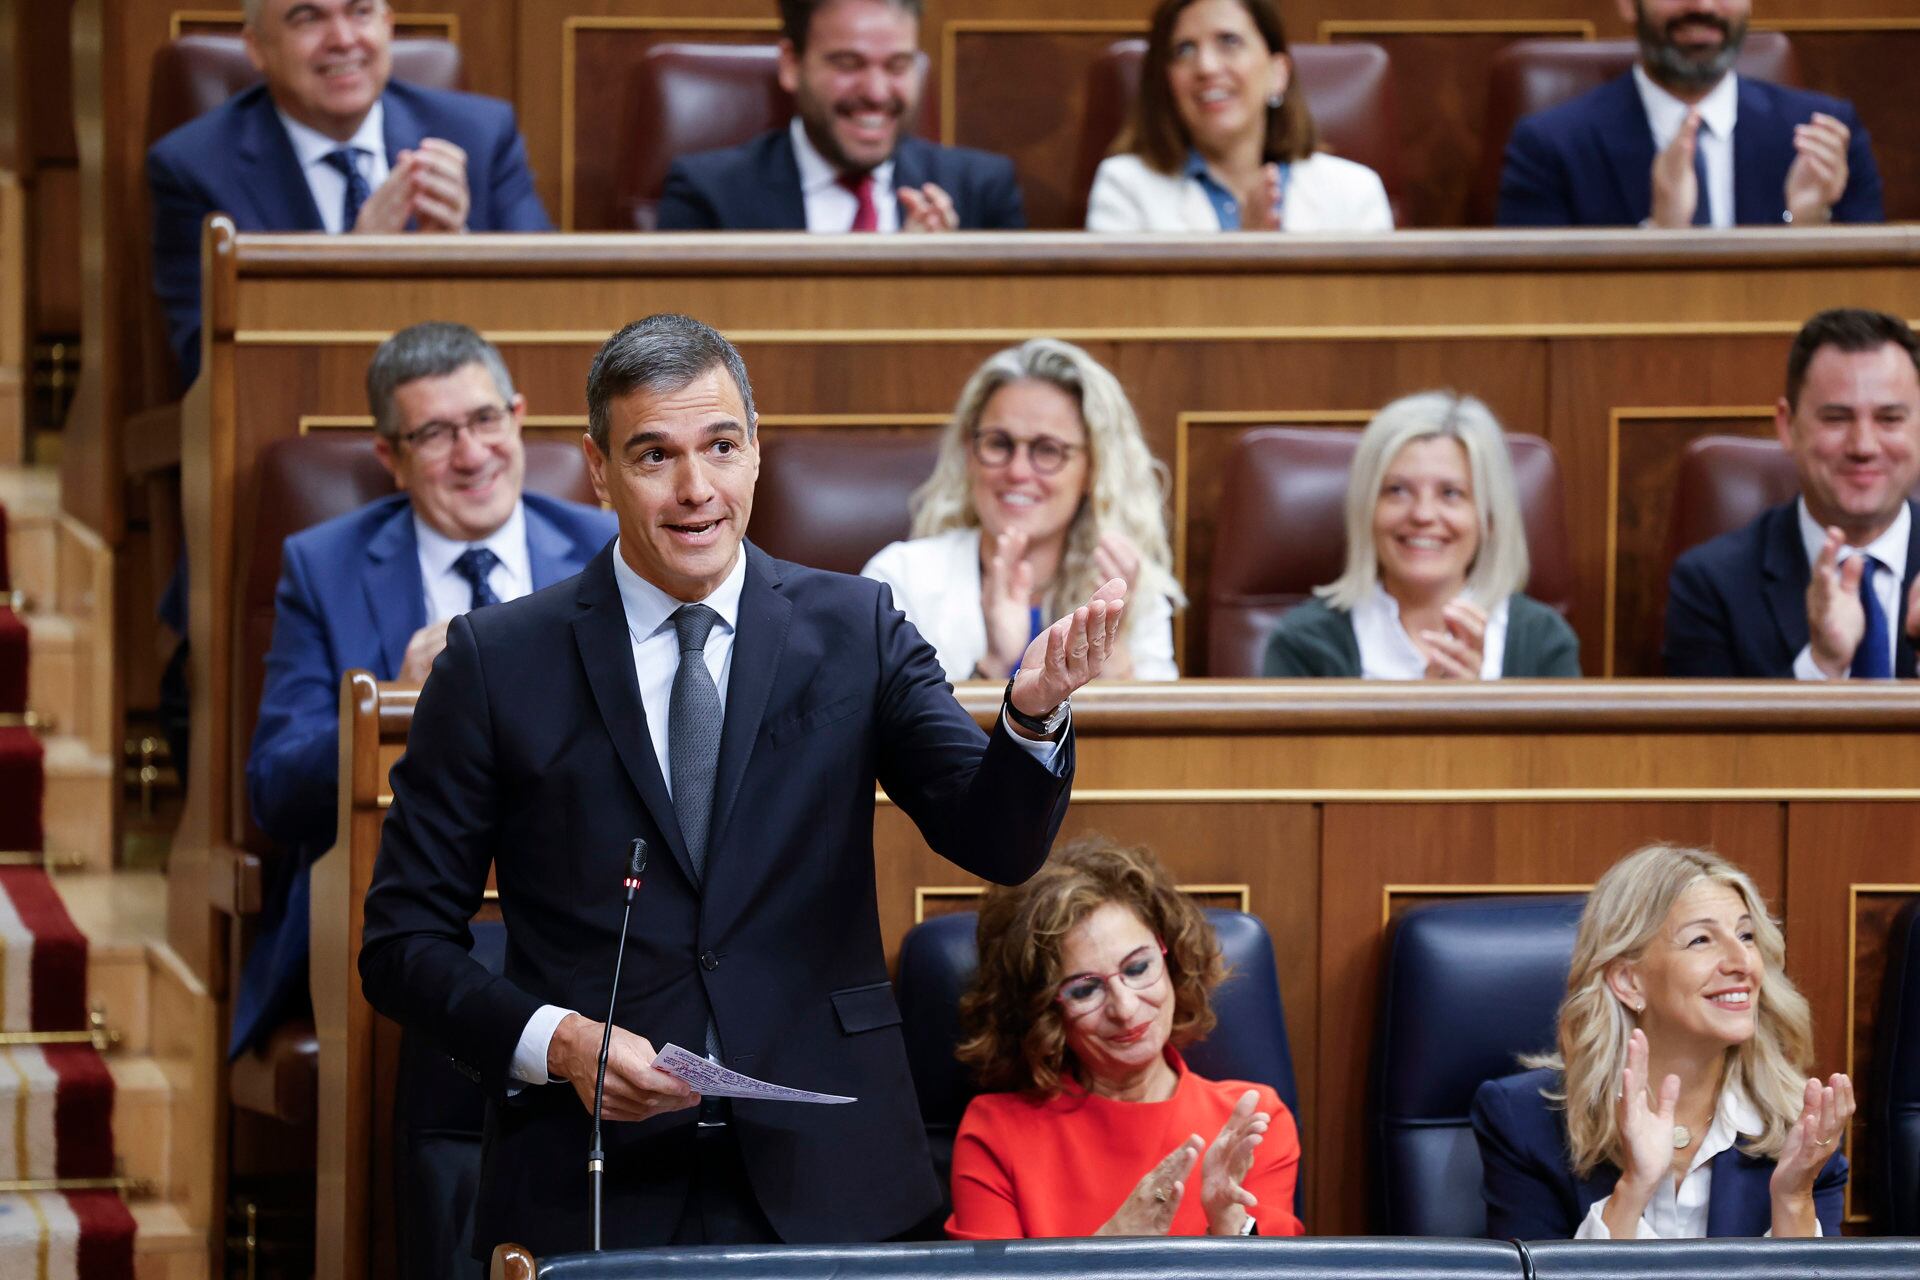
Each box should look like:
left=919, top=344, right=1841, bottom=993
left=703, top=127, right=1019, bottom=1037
left=1001, top=705, right=1070, bottom=774
left=1793, top=644, right=1844, bottom=682
left=1574, top=1194, right=1657, bottom=1240
left=510, top=1003, right=576, bottom=1089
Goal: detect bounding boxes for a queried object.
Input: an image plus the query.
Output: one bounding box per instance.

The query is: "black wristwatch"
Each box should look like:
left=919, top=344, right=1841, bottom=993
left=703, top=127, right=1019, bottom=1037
left=1003, top=675, right=1068, bottom=737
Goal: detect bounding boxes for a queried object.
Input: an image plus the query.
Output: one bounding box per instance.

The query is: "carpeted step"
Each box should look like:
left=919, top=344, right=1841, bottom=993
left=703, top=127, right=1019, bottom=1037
left=0, top=1045, right=116, bottom=1181
left=0, top=607, right=23, bottom=713
left=0, top=1190, right=135, bottom=1280
left=0, top=728, right=43, bottom=855
left=0, top=867, right=88, bottom=1033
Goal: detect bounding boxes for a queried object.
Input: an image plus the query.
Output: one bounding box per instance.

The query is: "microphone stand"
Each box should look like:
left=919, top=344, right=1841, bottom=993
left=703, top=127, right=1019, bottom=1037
left=589, top=838, right=648, bottom=1252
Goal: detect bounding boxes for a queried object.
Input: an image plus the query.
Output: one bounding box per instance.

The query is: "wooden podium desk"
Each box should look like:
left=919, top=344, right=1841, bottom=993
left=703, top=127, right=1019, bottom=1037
left=316, top=677, right=1920, bottom=1279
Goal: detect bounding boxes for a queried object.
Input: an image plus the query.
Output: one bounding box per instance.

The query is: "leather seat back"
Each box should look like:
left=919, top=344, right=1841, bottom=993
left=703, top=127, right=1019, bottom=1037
left=1207, top=427, right=1571, bottom=677
left=1075, top=41, right=1402, bottom=228
left=897, top=907, right=1301, bottom=1218
left=1470, top=33, right=1800, bottom=225
left=1373, top=895, right=1583, bottom=1235
left=749, top=432, right=940, bottom=575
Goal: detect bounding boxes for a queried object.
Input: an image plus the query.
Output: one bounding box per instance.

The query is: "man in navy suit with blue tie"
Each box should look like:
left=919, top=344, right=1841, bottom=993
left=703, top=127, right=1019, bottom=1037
left=147, top=0, right=551, bottom=384
left=1665, top=309, right=1920, bottom=678
left=1498, top=0, right=1882, bottom=229
left=657, top=0, right=1024, bottom=232
left=238, top=323, right=614, bottom=1057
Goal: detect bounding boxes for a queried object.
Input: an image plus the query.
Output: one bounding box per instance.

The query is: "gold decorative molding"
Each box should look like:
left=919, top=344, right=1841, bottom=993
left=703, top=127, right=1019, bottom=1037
left=1317, top=19, right=1595, bottom=40
left=1603, top=405, right=1774, bottom=676
left=1843, top=882, right=1920, bottom=1224
left=937, top=19, right=1146, bottom=149
left=914, top=881, right=1249, bottom=924
left=296, top=414, right=585, bottom=434
left=1756, top=18, right=1920, bottom=33
left=169, top=9, right=458, bottom=41
left=883, top=787, right=1920, bottom=807
left=1381, top=882, right=1589, bottom=930
left=559, top=15, right=782, bottom=230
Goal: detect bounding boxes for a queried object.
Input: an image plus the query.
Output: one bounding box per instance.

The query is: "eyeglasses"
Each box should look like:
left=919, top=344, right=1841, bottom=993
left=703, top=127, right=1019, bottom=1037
left=970, top=429, right=1082, bottom=476
left=397, top=404, right=515, bottom=460
left=1055, top=941, right=1168, bottom=1018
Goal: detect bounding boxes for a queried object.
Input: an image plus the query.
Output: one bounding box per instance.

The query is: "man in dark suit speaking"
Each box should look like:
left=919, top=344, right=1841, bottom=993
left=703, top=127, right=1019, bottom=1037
left=360, top=315, right=1122, bottom=1255
left=657, top=0, right=1025, bottom=231
left=1665, top=308, right=1920, bottom=677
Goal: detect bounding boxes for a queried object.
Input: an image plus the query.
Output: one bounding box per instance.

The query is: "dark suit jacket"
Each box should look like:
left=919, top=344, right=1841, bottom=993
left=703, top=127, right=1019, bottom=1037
left=1664, top=499, right=1920, bottom=677
left=147, top=80, right=552, bottom=384
left=359, top=543, right=1073, bottom=1255
left=1472, top=1068, right=1847, bottom=1239
left=657, top=128, right=1026, bottom=230
left=231, top=492, right=612, bottom=1058
left=1262, top=593, right=1581, bottom=678
left=1497, top=73, right=1883, bottom=228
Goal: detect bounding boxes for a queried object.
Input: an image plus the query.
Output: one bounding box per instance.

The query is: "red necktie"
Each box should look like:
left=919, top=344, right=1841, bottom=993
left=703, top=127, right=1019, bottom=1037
left=838, top=172, right=878, bottom=232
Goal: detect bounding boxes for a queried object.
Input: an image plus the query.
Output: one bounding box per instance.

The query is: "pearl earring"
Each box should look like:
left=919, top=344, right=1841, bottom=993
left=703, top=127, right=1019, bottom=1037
left=1267, top=90, right=1284, bottom=109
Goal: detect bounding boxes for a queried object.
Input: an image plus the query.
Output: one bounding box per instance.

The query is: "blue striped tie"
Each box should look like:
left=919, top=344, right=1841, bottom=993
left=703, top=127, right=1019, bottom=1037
left=321, top=146, right=372, bottom=231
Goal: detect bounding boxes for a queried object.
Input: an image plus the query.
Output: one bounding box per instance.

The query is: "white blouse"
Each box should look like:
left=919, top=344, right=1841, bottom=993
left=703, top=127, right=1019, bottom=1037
left=1350, top=584, right=1508, bottom=680
left=1086, top=151, right=1393, bottom=233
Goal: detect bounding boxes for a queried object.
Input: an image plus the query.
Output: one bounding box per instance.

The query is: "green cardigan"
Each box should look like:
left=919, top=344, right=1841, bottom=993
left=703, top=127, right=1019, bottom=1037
left=1262, top=594, right=1581, bottom=678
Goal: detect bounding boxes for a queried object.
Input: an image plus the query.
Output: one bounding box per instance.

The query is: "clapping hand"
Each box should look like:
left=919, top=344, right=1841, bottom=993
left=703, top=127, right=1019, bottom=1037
left=352, top=138, right=471, bottom=233
left=899, top=182, right=960, bottom=232
left=1784, top=113, right=1851, bottom=227
left=1240, top=164, right=1286, bottom=232
left=1648, top=111, right=1704, bottom=229
left=1009, top=577, right=1127, bottom=724
left=1200, top=1089, right=1269, bottom=1235
left=1805, top=527, right=1867, bottom=678
left=1768, top=1073, right=1853, bottom=1235
left=979, top=529, right=1036, bottom=678
left=1092, top=533, right=1144, bottom=679
left=1600, top=1028, right=1680, bottom=1237
left=1419, top=598, right=1488, bottom=680
left=1097, top=1136, right=1200, bottom=1236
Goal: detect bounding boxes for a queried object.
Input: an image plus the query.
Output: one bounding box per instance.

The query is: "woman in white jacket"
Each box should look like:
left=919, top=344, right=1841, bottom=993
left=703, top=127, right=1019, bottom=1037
left=1087, top=0, right=1392, bottom=234
left=862, top=340, right=1184, bottom=682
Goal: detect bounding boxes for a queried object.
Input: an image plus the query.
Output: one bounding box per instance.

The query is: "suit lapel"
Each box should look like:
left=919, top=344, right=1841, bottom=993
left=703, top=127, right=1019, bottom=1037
left=768, top=130, right=809, bottom=231
left=362, top=504, right=429, bottom=678
left=524, top=500, right=587, bottom=589
left=706, top=545, right=792, bottom=861
left=238, top=91, right=326, bottom=230
left=889, top=138, right=926, bottom=227
left=1705, top=1147, right=1771, bottom=1236
left=570, top=549, right=698, bottom=886
left=1898, top=499, right=1920, bottom=678
left=379, top=88, right=426, bottom=232
left=1595, top=76, right=1657, bottom=225
left=1759, top=504, right=1811, bottom=666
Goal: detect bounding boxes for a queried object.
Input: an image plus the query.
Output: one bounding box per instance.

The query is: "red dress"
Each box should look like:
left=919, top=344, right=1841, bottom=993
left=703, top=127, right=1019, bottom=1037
left=945, top=1049, right=1304, bottom=1239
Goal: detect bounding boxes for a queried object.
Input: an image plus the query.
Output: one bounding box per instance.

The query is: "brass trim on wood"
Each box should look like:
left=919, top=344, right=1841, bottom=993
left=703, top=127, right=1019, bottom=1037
left=1756, top=18, right=1920, bottom=33
left=168, top=9, right=458, bottom=41
left=0, top=850, right=85, bottom=870
left=1381, top=882, right=1591, bottom=930
left=887, top=787, right=1920, bottom=806
left=1316, top=19, right=1595, bottom=40
left=296, top=414, right=585, bottom=435
left=914, top=881, right=1249, bottom=924
left=0, top=1175, right=149, bottom=1194
left=0, top=711, right=45, bottom=731
left=937, top=19, right=1147, bottom=148
left=559, top=15, right=782, bottom=230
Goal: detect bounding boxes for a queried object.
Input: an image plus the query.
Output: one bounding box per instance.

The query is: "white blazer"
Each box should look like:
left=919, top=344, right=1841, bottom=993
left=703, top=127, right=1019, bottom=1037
left=1086, top=151, right=1393, bottom=233
left=860, top=528, right=1180, bottom=682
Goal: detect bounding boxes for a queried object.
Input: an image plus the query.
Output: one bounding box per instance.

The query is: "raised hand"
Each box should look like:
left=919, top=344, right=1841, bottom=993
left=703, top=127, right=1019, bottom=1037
left=1769, top=1072, right=1853, bottom=1236
left=1602, top=1028, right=1680, bottom=1238
left=546, top=1014, right=700, bottom=1123
left=1648, top=111, right=1704, bottom=229
left=1097, top=1136, right=1200, bottom=1236
left=1419, top=597, right=1488, bottom=680
left=1200, top=1089, right=1269, bottom=1235
left=1240, top=164, right=1286, bottom=232
left=407, top=138, right=472, bottom=231
left=1806, top=527, right=1867, bottom=678
left=1784, top=112, right=1851, bottom=227
left=978, top=529, right=1035, bottom=678
left=899, top=182, right=960, bottom=233
left=1010, top=577, right=1127, bottom=722
left=397, top=619, right=454, bottom=685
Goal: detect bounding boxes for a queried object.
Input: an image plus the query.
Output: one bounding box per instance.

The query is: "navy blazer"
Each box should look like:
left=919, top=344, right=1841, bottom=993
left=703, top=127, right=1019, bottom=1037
left=657, top=128, right=1026, bottom=230
left=148, top=80, right=552, bottom=384
left=1497, top=73, right=1883, bottom=228
left=1664, top=498, right=1920, bottom=677
left=359, top=542, right=1072, bottom=1254
left=1472, top=1068, right=1847, bottom=1239
left=231, top=491, right=612, bottom=1058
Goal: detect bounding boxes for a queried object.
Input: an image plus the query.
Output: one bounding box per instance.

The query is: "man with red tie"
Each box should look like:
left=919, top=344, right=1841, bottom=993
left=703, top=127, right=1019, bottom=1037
left=657, top=0, right=1026, bottom=232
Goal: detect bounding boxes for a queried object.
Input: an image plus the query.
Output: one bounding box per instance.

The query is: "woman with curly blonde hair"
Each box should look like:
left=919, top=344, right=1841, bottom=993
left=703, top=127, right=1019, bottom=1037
left=862, top=339, right=1184, bottom=681
left=945, top=836, right=1302, bottom=1239
left=1472, top=844, right=1852, bottom=1239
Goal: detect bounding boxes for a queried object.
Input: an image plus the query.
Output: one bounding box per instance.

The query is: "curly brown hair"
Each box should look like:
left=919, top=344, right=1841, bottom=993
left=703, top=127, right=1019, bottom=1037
left=955, top=836, right=1226, bottom=1095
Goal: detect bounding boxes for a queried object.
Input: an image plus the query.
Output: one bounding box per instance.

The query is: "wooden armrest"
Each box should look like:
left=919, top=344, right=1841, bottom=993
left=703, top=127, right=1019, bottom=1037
left=121, top=401, right=183, bottom=477
left=491, top=1245, right=535, bottom=1280
left=209, top=842, right=264, bottom=915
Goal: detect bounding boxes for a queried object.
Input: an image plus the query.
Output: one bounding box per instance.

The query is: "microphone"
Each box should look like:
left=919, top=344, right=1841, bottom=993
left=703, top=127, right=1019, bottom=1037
left=588, top=837, right=648, bottom=1252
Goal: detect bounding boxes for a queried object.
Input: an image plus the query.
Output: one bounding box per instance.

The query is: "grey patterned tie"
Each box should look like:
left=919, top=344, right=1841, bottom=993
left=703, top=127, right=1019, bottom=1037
left=669, top=603, right=728, bottom=1073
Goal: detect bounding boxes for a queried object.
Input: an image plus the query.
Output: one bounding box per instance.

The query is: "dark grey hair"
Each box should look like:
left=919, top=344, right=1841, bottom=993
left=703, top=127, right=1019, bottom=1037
left=585, top=314, right=757, bottom=453
left=365, top=322, right=516, bottom=442
left=244, top=0, right=389, bottom=28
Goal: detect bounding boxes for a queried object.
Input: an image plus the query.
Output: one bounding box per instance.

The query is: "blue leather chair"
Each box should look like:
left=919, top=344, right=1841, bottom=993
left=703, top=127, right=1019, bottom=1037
left=1372, top=896, right=1585, bottom=1236
left=1878, top=897, right=1920, bottom=1235
left=393, top=918, right=506, bottom=1278
left=895, top=908, right=1301, bottom=1222
left=1522, top=1237, right=1920, bottom=1279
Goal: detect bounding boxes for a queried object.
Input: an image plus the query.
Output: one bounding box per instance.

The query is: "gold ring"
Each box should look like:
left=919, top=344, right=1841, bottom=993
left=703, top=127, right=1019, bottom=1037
left=1813, top=1136, right=1833, bottom=1146
left=1153, top=1188, right=1170, bottom=1203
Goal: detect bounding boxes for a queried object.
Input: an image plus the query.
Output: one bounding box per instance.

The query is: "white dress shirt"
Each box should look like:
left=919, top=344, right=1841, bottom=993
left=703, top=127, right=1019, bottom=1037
left=1632, top=65, right=1738, bottom=229
left=412, top=501, right=532, bottom=623
left=510, top=544, right=1067, bottom=1085
left=1575, top=1085, right=1815, bottom=1239
left=1791, top=497, right=1909, bottom=680
left=1350, top=583, right=1509, bottom=679
left=791, top=119, right=900, bottom=233
left=276, top=103, right=389, bottom=234
left=1085, top=151, right=1394, bottom=233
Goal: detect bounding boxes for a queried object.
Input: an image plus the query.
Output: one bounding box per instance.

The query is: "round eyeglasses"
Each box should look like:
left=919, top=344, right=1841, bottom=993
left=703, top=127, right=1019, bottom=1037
left=1054, top=941, right=1167, bottom=1018
left=397, top=404, right=516, bottom=461
left=970, top=429, right=1082, bottom=476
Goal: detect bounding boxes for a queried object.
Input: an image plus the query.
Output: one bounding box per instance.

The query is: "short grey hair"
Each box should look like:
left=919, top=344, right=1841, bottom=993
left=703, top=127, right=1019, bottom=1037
left=365, top=322, right=517, bottom=442
left=585, top=314, right=757, bottom=453
left=1316, top=391, right=1531, bottom=611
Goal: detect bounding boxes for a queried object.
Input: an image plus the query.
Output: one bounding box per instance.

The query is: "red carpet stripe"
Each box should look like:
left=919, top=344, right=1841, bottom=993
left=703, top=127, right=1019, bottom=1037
left=0, top=728, right=42, bottom=853
left=65, top=1192, right=133, bottom=1280
left=0, top=607, right=24, bottom=714
left=46, top=1048, right=113, bottom=1181
left=0, top=870, right=87, bottom=1033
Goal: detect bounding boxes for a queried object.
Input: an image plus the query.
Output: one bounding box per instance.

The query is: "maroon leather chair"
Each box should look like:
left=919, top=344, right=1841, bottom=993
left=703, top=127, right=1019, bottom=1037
left=1469, top=33, right=1800, bottom=225
left=1075, top=40, right=1403, bottom=229
left=1662, top=435, right=1801, bottom=586
left=615, top=43, right=937, bottom=230
left=749, top=432, right=940, bottom=575
left=147, top=34, right=463, bottom=146
left=1207, top=426, right=1572, bottom=677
